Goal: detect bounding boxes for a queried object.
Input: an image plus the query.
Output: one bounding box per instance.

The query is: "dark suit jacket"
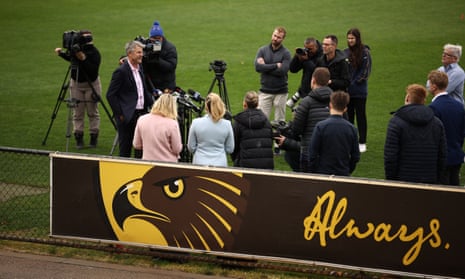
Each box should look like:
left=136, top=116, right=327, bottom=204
left=106, top=61, right=154, bottom=124
left=429, top=94, right=465, bottom=165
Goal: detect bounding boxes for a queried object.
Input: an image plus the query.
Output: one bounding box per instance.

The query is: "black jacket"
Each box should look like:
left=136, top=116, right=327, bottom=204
left=292, top=86, right=332, bottom=150
left=289, top=41, right=323, bottom=97
left=384, top=104, right=447, bottom=184
left=143, top=39, right=177, bottom=91
left=232, top=108, right=274, bottom=169
left=59, top=44, right=101, bottom=82
left=316, top=49, right=350, bottom=92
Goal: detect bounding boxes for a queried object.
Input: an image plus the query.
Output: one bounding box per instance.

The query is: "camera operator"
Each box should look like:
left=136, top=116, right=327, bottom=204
left=273, top=121, right=301, bottom=172
left=128, top=21, right=177, bottom=93
left=55, top=30, right=102, bottom=149
left=287, top=37, right=323, bottom=109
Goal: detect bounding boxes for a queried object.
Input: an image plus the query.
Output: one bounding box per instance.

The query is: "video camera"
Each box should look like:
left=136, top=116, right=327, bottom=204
left=134, top=35, right=162, bottom=56
left=271, top=120, right=292, bottom=138
left=296, top=47, right=308, bottom=56
left=209, top=60, right=227, bottom=75
left=62, top=30, right=92, bottom=53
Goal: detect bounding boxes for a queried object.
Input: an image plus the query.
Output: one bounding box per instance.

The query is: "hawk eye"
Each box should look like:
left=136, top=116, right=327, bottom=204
left=162, top=178, right=185, bottom=199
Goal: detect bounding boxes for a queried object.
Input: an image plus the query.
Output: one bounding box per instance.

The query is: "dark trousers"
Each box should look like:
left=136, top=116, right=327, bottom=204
left=117, top=110, right=145, bottom=158
left=347, top=98, right=367, bottom=144
left=285, top=150, right=301, bottom=172
left=441, top=164, right=462, bottom=186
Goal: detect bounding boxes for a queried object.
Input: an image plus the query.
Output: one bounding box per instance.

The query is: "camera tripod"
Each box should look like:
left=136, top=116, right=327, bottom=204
left=178, top=102, right=201, bottom=163
left=207, top=72, right=230, bottom=112
left=42, top=63, right=116, bottom=151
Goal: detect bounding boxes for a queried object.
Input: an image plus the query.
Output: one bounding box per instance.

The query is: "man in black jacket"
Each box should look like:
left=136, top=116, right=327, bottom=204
left=292, top=67, right=332, bottom=172
left=231, top=91, right=274, bottom=169
left=143, top=21, right=178, bottom=92
left=384, top=84, right=446, bottom=184
left=287, top=37, right=323, bottom=109
left=55, top=30, right=102, bottom=148
left=317, top=35, right=350, bottom=92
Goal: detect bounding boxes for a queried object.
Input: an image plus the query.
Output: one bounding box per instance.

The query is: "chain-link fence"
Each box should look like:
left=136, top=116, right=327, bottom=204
left=0, top=147, right=50, bottom=240
left=0, top=147, right=407, bottom=278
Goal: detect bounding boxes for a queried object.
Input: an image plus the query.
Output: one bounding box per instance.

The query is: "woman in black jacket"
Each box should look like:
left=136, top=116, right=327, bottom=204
left=231, top=91, right=274, bottom=169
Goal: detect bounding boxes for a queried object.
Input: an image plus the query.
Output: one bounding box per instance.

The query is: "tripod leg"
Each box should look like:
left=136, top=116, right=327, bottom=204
left=208, top=76, right=230, bottom=110
left=110, top=131, right=119, bottom=155
left=218, top=77, right=230, bottom=112
left=65, top=101, right=75, bottom=152
left=207, top=76, right=217, bottom=95
left=42, top=65, right=72, bottom=145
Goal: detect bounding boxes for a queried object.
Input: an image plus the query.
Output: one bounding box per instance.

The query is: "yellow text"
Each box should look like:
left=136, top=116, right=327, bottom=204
left=303, top=190, right=444, bottom=265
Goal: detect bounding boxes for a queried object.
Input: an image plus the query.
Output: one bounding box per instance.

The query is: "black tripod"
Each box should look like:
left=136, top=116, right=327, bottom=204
left=178, top=103, right=197, bottom=163
left=42, top=64, right=76, bottom=151
left=42, top=63, right=116, bottom=150
left=207, top=67, right=230, bottom=112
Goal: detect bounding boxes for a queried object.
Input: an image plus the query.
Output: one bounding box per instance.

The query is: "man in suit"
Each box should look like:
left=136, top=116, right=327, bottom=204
left=428, top=70, right=465, bottom=185
left=107, top=41, right=154, bottom=158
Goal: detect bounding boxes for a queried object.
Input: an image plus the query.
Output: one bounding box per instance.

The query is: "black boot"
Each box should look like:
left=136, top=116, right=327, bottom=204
left=74, top=132, right=84, bottom=149
left=89, top=133, right=98, bottom=148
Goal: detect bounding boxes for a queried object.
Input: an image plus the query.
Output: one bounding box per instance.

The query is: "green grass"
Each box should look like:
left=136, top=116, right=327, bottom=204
left=0, top=0, right=464, bottom=181
left=0, top=193, right=49, bottom=236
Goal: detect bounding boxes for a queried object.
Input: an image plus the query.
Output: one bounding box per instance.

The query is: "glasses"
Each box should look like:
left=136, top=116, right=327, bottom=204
left=442, top=52, right=456, bottom=58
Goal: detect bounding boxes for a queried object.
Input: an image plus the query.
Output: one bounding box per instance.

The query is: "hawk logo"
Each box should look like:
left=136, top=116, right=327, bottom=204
left=99, top=161, right=250, bottom=251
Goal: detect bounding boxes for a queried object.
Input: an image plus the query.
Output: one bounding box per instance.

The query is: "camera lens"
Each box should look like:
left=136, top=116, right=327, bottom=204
left=296, top=48, right=307, bottom=55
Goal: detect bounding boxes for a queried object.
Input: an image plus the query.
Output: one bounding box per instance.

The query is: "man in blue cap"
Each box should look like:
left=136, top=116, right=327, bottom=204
left=143, top=21, right=178, bottom=92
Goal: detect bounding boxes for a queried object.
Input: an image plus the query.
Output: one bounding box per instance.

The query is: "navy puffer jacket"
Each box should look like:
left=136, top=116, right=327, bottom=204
left=384, top=104, right=446, bottom=184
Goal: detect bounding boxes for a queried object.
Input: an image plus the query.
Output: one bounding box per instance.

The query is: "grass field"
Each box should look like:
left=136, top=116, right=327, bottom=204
left=0, top=0, right=464, bottom=181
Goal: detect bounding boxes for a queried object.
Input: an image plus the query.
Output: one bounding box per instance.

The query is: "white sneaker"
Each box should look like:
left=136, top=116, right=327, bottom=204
left=359, top=144, right=367, bottom=153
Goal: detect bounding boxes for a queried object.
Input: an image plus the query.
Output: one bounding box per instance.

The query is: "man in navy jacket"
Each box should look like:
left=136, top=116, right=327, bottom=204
left=428, top=70, right=465, bottom=185
left=308, top=91, right=360, bottom=176
left=384, top=84, right=446, bottom=184
left=107, top=41, right=154, bottom=158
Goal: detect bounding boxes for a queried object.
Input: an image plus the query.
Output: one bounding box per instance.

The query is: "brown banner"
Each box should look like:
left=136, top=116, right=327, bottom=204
left=51, top=153, right=465, bottom=278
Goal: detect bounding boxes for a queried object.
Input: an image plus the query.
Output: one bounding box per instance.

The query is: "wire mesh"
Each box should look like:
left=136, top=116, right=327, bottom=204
left=0, top=147, right=50, bottom=239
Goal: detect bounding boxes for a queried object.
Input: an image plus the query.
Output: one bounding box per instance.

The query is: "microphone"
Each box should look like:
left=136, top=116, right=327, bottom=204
left=152, top=88, right=163, bottom=98
left=174, top=86, right=186, bottom=96
left=188, top=89, right=204, bottom=102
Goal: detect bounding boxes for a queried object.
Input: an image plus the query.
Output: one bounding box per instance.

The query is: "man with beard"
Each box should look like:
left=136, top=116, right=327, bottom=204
left=254, top=26, right=291, bottom=123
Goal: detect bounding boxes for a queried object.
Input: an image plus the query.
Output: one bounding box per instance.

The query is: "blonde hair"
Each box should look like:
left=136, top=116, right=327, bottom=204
left=244, top=91, right=259, bottom=108
left=205, top=93, right=226, bottom=122
left=428, top=70, right=449, bottom=91
left=151, top=93, right=178, bottom=120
